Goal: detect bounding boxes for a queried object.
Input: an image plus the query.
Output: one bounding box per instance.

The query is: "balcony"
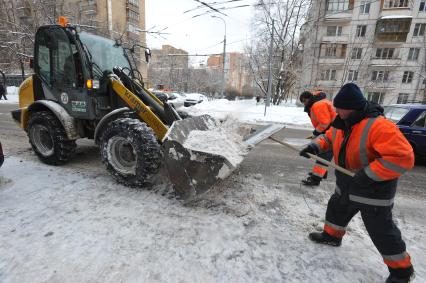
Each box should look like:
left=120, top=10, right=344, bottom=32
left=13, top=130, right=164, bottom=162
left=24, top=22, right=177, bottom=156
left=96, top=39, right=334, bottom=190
left=381, top=0, right=412, bottom=10
left=315, top=80, right=342, bottom=88
left=380, top=9, right=412, bottom=18
left=322, top=35, right=349, bottom=43
left=375, top=16, right=411, bottom=42
left=369, top=58, right=401, bottom=66
left=319, top=57, right=346, bottom=64
left=324, top=12, right=353, bottom=21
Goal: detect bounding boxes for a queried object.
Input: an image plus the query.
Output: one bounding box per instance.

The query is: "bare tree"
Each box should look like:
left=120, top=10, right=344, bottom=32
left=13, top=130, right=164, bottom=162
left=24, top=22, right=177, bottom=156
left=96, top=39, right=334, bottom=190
left=246, top=0, right=310, bottom=105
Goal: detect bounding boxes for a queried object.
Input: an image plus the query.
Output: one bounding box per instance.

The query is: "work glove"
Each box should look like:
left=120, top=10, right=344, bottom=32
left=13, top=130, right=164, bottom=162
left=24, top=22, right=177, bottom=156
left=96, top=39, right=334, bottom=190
left=352, top=169, right=375, bottom=188
left=312, top=129, right=322, bottom=137
left=299, top=144, right=319, bottom=159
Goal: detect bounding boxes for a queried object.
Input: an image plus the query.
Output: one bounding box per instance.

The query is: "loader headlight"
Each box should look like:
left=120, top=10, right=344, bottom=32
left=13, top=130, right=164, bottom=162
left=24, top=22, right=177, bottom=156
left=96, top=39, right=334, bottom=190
left=86, top=79, right=100, bottom=90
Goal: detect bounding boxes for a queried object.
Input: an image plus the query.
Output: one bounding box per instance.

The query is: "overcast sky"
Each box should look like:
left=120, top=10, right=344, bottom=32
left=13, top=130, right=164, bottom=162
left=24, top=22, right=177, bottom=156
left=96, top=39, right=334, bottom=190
left=145, top=0, right=256, bottom=64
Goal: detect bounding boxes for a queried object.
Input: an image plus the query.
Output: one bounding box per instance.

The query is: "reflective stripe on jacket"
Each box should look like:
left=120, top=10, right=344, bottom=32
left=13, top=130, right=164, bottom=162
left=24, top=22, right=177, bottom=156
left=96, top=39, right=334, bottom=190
left=310, top=99, right=336, bottom=133
left=315, top=116, right=413, bottom=180
left=314, top=116, right=414, bottom=206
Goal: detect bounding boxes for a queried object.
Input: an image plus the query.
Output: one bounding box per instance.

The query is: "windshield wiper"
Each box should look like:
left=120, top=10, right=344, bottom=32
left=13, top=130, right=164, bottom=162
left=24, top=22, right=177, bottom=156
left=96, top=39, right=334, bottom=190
left=82, top=43, right=103, bottom=77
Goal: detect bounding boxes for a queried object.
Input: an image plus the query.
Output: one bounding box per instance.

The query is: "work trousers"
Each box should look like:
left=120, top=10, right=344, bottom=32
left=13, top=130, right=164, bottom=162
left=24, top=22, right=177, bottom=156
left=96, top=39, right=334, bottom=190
left=312, top=151, right=333, bottom=178
left=325, top=193, right=413, bottom=278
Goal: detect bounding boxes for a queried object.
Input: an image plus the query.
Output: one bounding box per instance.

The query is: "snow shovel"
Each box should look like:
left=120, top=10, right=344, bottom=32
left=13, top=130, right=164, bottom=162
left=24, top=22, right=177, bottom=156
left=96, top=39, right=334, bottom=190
left=268, top=135, right=355, bottom=177
left=162, top=115, right=284, bottom=199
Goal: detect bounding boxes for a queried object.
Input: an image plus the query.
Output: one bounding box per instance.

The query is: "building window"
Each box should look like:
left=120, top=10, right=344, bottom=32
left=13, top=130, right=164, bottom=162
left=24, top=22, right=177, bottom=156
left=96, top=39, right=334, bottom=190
left=408, top=48, right=420, bottom=60
left=351, top=48, right=362, bottom=59
left=128, top=0, right=139, bottom=7
left=375, top=48, right=395, bottom=59
left=397, top=93, right=409, bottom=104
left=320, top=69, right=337, bottom=80
left=384, top=0, right=409, bottom=8
left=128, top=10, right=140, bottom=21
left=360, top=1, right=371, bottom=13
left=327, top=26, right=343, bottom=36
left=347, top=70, right=358, bottom=81
left=326, top=0, right=350, bottom=12
left=326, top=45, right=337, bottom=56
left=367, top=92, right=385, bottom=104
left=371, top=70, right=389, bottom=81
left=320, top=43, right=347, bottom=58
left=420, top=1, right=426, bottom=11
left=402, top=71, right=414, bottom=83
left=413, top=23, right=426, bottom=36
left=356, top=25, right=367, bottom=37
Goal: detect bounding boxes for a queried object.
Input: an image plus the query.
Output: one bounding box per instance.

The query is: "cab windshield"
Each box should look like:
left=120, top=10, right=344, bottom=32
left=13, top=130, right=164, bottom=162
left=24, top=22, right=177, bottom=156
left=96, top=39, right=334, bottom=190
left=79, top=32, right=130, bottom=73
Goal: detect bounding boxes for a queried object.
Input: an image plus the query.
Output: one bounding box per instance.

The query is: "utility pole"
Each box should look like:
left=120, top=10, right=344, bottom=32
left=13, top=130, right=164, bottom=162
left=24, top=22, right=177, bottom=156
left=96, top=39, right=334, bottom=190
left=265, top=19, right=274, bottom=116
left=212, top=16, right=226, bottom=98
left=222, top=33, right=227, bottom=98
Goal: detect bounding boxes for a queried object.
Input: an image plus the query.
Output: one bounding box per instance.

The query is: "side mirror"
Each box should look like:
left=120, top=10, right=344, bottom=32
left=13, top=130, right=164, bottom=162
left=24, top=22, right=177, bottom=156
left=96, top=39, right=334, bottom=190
left=145, top=48, right=151, bottom=63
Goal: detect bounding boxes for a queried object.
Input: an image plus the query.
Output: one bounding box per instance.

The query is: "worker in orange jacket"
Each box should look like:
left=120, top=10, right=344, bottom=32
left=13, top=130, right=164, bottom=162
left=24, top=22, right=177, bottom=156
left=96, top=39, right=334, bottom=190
left=299, top=90, right=336, bottom=186
left=299, top=83, right=414, bottom=283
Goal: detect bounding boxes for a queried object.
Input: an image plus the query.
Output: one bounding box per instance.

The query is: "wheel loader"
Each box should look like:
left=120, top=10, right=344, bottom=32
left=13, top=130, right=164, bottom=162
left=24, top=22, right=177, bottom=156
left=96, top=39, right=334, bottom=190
left=11, top=19, right=281, bottom=199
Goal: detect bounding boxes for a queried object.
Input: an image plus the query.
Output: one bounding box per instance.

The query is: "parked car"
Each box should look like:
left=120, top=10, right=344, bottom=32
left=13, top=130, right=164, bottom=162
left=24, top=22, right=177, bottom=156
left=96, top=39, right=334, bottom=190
left=384, top=104, right=426, bottom=156
left=167, top=92, right=186, bottom=109
left=0, top=140, right=4, bottom=168
left=184, top=93, right=207, bottom=107
left=152, top=91, right=169, bottom=103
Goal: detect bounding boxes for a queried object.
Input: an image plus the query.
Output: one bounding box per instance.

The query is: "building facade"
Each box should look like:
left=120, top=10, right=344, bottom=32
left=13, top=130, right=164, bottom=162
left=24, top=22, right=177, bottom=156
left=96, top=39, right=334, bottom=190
left=0, top=0, right=147, bottom=78
left=207, top=52, right=253, bottom=95
left=300, top=0, right=426, bottom=105
left=147, top=45, right=189, bottom=90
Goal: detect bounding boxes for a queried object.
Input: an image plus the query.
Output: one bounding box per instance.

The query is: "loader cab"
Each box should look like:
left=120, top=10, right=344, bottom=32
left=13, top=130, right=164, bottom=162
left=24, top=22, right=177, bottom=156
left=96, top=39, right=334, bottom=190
left=34, top=25, right=94, bottom=119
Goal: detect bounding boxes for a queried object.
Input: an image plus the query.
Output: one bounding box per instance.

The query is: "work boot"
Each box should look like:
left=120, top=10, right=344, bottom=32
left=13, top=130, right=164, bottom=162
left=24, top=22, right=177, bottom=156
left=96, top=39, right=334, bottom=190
left=308, top=232, right=342, bottom=247
left=309, top=172, right=328, bottom=179
left=386, top=266, right=415, bottom=283
left=302, top=175, right=321, bottom=186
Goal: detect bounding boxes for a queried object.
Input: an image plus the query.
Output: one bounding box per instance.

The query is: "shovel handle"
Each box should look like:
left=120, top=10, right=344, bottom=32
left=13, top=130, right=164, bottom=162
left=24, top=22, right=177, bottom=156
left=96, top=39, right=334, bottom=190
left=269, top=136, right=355, bottom=177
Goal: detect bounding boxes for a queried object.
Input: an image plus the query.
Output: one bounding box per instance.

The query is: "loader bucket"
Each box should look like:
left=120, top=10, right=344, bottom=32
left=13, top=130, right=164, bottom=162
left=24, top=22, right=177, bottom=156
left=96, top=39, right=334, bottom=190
left=162, top=115, right=284, bottom=199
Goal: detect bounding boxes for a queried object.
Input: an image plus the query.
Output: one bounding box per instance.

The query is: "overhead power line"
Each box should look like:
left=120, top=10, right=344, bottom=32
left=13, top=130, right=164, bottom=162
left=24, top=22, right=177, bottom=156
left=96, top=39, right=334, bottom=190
left=193, top=0, right=228, bottom=16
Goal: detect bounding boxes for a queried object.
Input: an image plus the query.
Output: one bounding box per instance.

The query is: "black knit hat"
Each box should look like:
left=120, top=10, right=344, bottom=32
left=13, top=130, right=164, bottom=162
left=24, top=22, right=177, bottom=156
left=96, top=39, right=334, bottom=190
left=299, top=91, right=313, bottom=102
left=333, top=83, right=367, bottom=110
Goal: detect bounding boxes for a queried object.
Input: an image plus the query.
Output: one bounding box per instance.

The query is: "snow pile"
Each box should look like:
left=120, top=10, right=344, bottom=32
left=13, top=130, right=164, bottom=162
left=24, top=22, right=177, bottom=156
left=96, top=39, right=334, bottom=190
left=182, top=117, right=249, bottom=167
left=182, top=99, right=311, bottom=127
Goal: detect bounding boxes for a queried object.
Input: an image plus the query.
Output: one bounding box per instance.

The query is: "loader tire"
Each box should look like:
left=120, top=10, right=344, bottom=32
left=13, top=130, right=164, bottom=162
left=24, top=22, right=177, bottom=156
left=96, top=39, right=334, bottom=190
left=27, top=111, right=76, bottom=165
left=100, top=118, right=162, bottom=187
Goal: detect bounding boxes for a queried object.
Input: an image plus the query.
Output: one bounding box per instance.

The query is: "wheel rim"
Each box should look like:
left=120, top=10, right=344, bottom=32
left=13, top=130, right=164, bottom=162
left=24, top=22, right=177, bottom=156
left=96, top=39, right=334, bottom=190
left=30, top=124, right=54, bottom=157
left=107, top=136, right=137, bottom=175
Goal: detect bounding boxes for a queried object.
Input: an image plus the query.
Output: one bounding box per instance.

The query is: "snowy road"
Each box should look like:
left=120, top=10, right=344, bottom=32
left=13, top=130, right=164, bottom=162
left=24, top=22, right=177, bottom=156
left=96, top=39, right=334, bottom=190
left=1, top=102, right=426, bottom=282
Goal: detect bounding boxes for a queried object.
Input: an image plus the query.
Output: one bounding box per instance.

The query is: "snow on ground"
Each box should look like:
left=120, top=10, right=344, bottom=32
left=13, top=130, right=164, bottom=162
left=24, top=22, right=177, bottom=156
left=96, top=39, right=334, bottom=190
left=1, top=93, right=311, bottom=130
left=1, top=97, right=424, bottom=282
left=1, top=155, right=425, bottom=282
left=182, top=99, right=312, bottom=128
left=0, top=87, right=19, bottom=104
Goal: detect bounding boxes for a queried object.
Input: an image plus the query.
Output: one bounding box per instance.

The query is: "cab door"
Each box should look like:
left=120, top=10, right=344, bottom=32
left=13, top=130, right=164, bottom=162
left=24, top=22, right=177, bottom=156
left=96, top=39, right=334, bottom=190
left=34, top=27, right=89, bottom=118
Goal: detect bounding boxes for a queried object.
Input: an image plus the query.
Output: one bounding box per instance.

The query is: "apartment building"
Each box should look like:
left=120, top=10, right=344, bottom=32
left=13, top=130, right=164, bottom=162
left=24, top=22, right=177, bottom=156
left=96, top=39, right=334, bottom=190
left=207, top=52, right=252, bottom=94
left=147, top=45, right=189, bottom=90
left=0, top=0, right=147, bottom=76
left=300, top=0, right=426, bottom=105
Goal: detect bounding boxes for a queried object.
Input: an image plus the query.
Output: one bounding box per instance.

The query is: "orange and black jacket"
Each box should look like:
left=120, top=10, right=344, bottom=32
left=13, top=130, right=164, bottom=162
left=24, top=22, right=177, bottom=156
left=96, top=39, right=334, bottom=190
left=313, top=102, right=414, bottom=207
left=304, top=92, right=337, bottom=136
